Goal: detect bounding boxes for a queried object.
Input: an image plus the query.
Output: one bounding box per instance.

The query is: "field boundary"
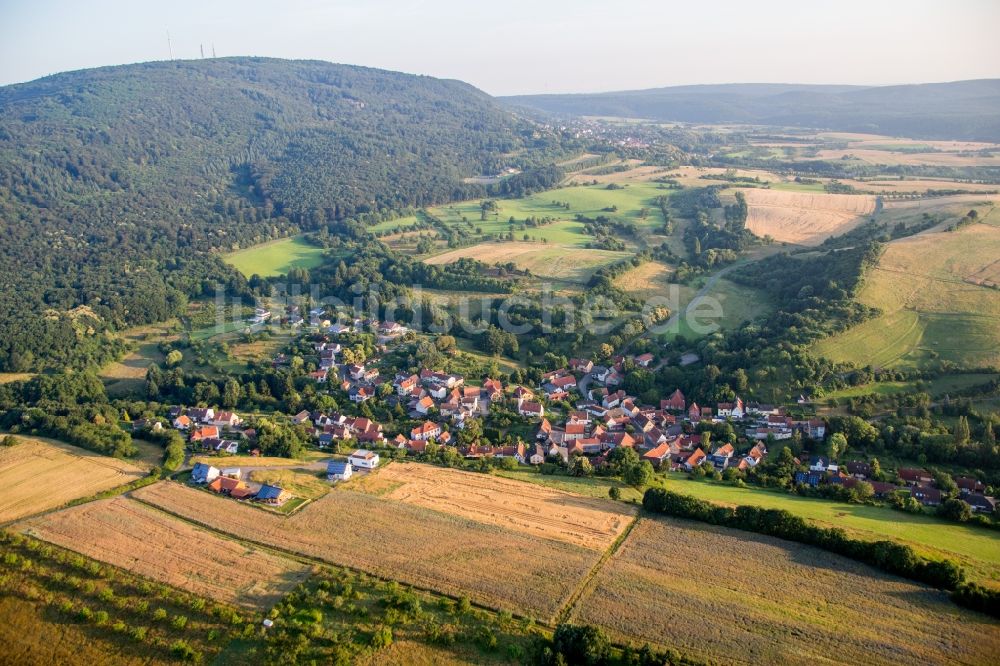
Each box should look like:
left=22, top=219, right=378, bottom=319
left=555, top=511, right=642, bottom=625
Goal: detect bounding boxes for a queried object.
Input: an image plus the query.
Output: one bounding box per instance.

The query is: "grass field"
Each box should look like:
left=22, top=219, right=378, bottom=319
left=16, top=497, right=311, bottom=609
left=223, top=235, right=326, bottom=278
left=248, top=468, right=331, bottom=501
left=132, top=480, right=599, bottom=621
left=814, top=222, right=1000, bottom=370
left=743, top=188, right=876, bottom=245
left=353, top=463, right=636, bottom=550
left=569, top=516, right=1000, bottom=665
left=497, top=468, right=1000, bottom=587
left=660, top=477, right=1000, bottom=586
left=822, top=372, right=999, bottom=402
left=0, top=438, right=147, bottom=523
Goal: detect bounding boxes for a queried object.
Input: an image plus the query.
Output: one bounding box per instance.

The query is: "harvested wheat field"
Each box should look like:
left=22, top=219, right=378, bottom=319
left=0, top=438, right=146, bottom=523
left=133, top=481, right=597, bottom=621
left=743, top=188, right=875, bottom=245
left=570, top=516, right=1000, bottom=666
left=354, top=463, right=635, bottom=550
left=17, top=497, right=309, bottom=609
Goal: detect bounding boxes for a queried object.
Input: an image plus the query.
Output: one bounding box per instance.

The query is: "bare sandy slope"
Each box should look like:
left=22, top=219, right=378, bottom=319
left=744, top=188, right=875, bottom=245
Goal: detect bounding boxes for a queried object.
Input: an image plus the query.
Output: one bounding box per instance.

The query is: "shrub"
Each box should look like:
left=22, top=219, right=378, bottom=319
left=371, top=625, right=393, bottom=649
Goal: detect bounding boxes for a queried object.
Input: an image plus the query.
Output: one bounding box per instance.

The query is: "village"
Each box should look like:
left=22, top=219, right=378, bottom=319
left=141, top=305, right=997, bottom=518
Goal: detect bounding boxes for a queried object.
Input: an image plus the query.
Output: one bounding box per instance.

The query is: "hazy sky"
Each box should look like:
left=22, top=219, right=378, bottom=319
left=1, top=0, right=998, bottom=95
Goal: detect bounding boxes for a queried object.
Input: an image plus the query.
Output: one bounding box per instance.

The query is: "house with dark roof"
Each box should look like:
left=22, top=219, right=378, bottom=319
left=191, top=463, right=220, bottom=485
left=327, top=460, right=353, bottom=481
left=845, top=461, right=872, bottom=479
left=966, top=493, right=997, bottom=513
left=256, top=484, right=291, bottom=505
left=911, top=484, right=942, bottom=506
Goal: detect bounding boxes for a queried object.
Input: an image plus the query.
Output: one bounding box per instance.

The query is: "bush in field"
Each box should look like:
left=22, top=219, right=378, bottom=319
left=371, top=625, right=393, bottom=649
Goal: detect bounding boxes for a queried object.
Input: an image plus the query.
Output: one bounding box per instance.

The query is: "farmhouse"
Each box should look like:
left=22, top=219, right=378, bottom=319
left=349, top=449, right=380, bottom=469
left=326, top=460, right=353, bottom=481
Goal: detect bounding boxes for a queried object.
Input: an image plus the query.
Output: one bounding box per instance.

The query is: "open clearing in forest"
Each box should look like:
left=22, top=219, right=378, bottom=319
left=223, top=234, right=326, bottom=278
left=814, top=222, right=1000, bottom=371
left=424, top=242, right=629, bottom=284
left=570, top=516, right=1000, bottom=666
left=353, top=463, right=635, bottom=550
left=743, top=188, right=876, bottom=245
left=132, top=480, right=599, bottom=621
left=16, top=497, right=310, bottom=609
left=0, top=438, right=147, bottom=523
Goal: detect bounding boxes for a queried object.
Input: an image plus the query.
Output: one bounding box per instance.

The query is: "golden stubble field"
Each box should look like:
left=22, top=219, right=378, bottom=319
left=570, top=516, right=1000, bottom=666
left=16, top=497, right=311, bottom=609
left=132, top=480, right=599, bottom=621
left=0, top=438, right=147, bottom=523
left=353, top=463, right=636, bottom=550
left=743, top=188, right=876, bottom=245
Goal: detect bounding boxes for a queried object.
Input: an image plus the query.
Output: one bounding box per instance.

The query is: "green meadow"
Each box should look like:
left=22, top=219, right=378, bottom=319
left=498, top=468, right=1000, bottom=586
left=223, top=235, right=326, bottom=278
left=430, top=181, right=675, bottom=236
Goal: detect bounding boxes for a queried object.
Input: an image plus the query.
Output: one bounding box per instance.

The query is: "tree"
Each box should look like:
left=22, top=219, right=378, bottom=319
left=939, top=497, right=972, bottom=522
left=608, top=486, right=621, bottom=501
left=954, top=416, right=971, bottom=445
left=551, top=624, right=610, bottom=666
left=606, top=446, right=639, bottom=475
left=870, top=457, right=883, bottom=481
left=624, top=460, right=654, bottom=488
left=222, top=379, right=241, bottom=408
left=570, top=456, right=594, bottom=477
left=165, top=350, right=183, bottom=368
left=826, top=432, right=848, bottom=461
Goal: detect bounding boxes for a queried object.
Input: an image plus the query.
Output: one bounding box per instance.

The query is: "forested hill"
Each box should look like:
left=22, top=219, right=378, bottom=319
left=0, top=57, right=565, bottom=372
left=502, top=80, right=1000, bottom=141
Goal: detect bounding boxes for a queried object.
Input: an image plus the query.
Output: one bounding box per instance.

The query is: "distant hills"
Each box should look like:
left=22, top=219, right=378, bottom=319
left=502, top=80, right=1000, bottom=142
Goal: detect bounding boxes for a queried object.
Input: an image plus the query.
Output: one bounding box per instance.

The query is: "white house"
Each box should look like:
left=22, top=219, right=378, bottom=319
left=349, top=449, right=380, bottom=469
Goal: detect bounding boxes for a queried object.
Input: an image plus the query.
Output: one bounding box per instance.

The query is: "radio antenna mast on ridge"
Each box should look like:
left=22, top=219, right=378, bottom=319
left=200, top=44, right=205, bottom=58
left=212, top=44, right=217, bottom=58
left=166, top=30, right=173, bottom=59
